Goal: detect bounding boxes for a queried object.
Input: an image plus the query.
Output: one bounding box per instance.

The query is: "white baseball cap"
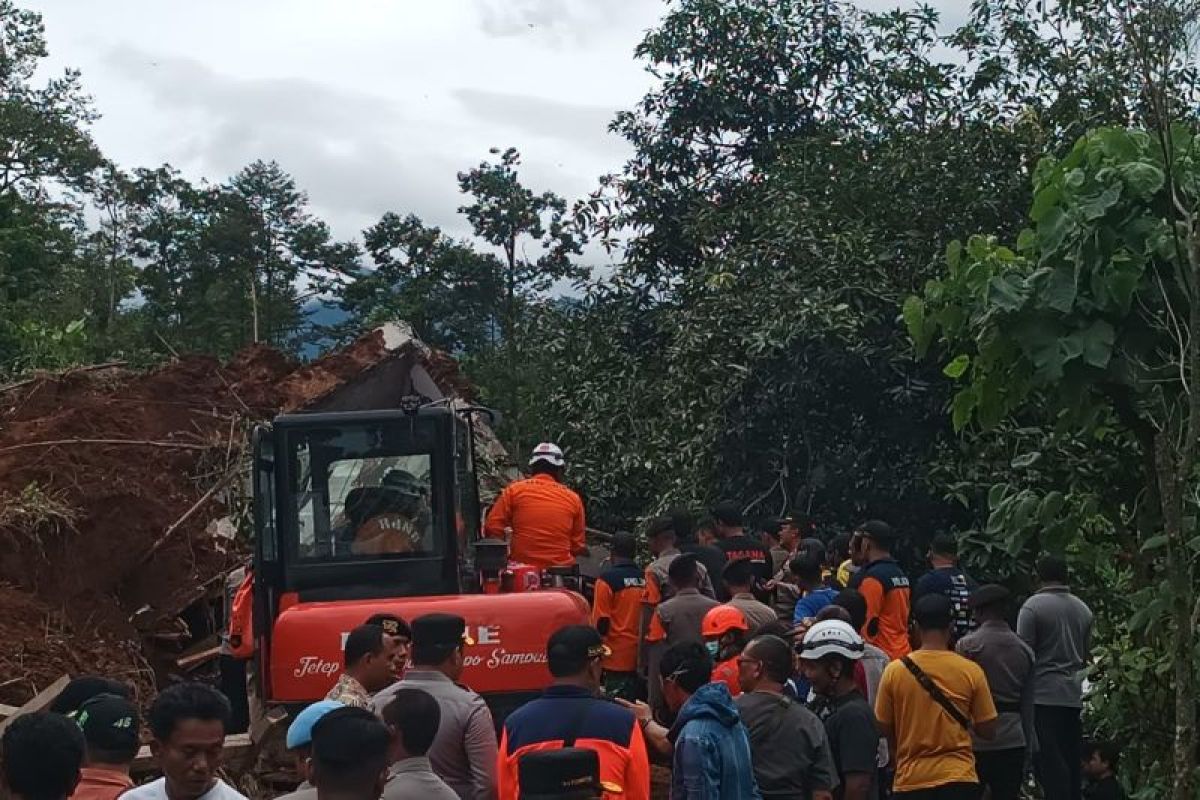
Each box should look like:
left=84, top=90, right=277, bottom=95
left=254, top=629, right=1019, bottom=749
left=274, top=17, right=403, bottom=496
left=529, top=442, right=565, bottom=467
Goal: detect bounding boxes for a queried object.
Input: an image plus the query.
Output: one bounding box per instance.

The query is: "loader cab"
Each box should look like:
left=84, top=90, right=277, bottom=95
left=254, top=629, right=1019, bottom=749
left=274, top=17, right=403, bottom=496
left=251, top=406, right=486, bottom=660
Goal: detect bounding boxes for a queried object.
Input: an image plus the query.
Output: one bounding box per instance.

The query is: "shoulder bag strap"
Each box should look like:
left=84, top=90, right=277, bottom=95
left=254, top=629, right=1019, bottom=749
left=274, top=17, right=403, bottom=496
left=900, top=656, right=971, bottom=730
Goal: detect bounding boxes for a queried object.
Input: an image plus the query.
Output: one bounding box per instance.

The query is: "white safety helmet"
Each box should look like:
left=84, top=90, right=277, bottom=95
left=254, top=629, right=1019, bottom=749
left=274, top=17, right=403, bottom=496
left=799, top=620, right=865, bottom=661
left=529, top=442, right=566, bottom=468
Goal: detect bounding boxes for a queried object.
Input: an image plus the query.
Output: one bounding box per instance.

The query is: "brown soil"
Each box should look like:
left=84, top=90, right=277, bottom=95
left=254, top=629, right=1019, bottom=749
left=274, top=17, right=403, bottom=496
left=0, top=328, right=477, bottom=707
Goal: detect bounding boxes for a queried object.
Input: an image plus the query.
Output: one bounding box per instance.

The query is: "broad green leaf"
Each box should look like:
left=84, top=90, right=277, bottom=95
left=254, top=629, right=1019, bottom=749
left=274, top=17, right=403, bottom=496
left=1030, top=183, right=1061, bottom=222
left=1141, top=534, right=1169, bottom=553
left=1037, top=207, right=1073, bottom=254
left=1096, top=128, right=1138, bottom=161
left=943, top=354, right=970, bottom=379
left=1039, top=491, right=1065, bottom=522
left=902, top=295, right=927, bottom=350
left=1076, top=183, right=1122, bottom=221
left=1016, top=228, right=1036, bottom=252
left=987, top=273, right=1027, bottom=311
left=1044, top=265, right=1077, bottom=312
left=987, top=484, right=1009, bottom=510
left=1010, top=451, right=1041, bottom=469
left=946, top=239, right=963, bottom=270
left=951, top=386, right=978, bottom=432
left=1079, top=320, right=1116, bottom=369
left=1117, top=162, right=1165, bottom=199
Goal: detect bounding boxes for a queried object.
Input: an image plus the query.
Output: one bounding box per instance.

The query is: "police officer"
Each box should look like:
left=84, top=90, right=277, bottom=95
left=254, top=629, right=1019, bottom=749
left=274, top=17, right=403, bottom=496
left=517, top=748, right=603, bottom=800
left=370, top=614, right=497, bottom=800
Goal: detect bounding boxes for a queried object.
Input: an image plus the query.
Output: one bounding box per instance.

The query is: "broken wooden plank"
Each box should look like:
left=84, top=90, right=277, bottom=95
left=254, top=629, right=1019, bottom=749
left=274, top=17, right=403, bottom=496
left=131, top=733, right=253, bottom=775
left=176, top=644, right=221, bottom=671
left=0, top=675, right=70, bottom=735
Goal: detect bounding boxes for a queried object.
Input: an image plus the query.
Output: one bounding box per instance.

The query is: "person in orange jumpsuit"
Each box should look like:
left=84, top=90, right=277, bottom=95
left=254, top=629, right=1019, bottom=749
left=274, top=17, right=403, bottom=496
left=483, top=443, right=587, bottom=568
left=591, top=532, right=646, bottom=701
left=847, top=519, right=912, bottom=660
left=701, top=605, right=750, bottom=698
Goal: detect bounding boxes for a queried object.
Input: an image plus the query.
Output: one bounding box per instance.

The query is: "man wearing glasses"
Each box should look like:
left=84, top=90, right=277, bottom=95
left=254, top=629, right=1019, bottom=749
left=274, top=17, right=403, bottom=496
left=736, top=635, right=838, bottom=800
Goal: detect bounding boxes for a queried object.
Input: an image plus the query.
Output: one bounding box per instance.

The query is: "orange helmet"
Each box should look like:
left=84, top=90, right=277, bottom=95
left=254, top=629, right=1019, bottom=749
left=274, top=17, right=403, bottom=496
left=702, top=605, right=749, bottom=638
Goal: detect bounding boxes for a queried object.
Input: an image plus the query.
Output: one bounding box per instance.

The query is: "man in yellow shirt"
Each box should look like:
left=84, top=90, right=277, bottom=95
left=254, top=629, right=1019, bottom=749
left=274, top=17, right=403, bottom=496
left=875, top=593, right=998, bottom=799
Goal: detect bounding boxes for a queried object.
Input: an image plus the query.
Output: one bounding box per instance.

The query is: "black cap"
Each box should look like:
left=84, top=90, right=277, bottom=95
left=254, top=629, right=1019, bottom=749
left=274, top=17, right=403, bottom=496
left=969, top=584, right=1011, bottom=610
left=710, top=501, right=742, bottom=527
left=412, top=614, right=474, bottom=647
left=518, top=747, right=603, bottom=799
left=857, top=520, right=898, bottom=545
left=73, top=694, right=139, bottom=753
left=364, top=613, right=410, bottom=639
left=547, top=626, right=610, bottom=672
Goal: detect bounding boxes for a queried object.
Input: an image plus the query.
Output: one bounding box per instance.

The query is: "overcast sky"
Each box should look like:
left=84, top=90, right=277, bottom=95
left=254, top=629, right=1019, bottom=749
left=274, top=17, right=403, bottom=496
left=33, top=0, right=964, bottom=255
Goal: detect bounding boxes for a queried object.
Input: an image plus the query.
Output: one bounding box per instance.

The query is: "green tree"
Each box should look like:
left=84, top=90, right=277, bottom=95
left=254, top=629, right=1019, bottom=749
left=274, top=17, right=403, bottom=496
left=457, top=147, right=584, bottom=453
left=909, top=120, right=1200, bottom=793
left=341, top=212, right=503, bottom=353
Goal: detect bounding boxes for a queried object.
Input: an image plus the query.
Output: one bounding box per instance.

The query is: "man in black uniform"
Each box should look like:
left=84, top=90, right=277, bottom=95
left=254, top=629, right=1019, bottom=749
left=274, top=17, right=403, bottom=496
left=709, top=501, right=772, bottom=597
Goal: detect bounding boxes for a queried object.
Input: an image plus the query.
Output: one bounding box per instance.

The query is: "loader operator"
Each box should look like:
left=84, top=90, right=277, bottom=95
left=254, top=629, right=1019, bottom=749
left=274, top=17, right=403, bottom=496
left=484, top=442, right=587, bottom=569
left=344, top=469, right=431, bottom=556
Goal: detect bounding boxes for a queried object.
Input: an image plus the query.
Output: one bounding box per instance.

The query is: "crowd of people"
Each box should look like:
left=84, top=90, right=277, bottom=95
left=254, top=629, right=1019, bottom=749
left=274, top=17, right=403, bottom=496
left=0, top=508, right=1121, bottom=800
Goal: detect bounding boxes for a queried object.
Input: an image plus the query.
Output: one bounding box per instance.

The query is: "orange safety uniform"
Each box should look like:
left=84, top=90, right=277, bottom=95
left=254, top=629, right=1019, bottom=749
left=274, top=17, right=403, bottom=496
left=497, top=685, right=650, bottom=800
left=710, top=656, right=742, bottom=697
left=592, top=562, right=645, bottom=673
left=484, top=474, right=586, bottom=568
left=849, top=557, right=912, bottom=660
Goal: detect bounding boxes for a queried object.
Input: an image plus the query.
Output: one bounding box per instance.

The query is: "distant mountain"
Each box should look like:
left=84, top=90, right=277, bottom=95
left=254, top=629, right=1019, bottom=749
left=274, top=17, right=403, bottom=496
left=302, top=299, right=350, bottom=359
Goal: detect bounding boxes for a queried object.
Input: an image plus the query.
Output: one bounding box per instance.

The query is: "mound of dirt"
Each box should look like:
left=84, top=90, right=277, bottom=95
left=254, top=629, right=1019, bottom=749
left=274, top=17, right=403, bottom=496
left=0, top=324, right=506, bottom=707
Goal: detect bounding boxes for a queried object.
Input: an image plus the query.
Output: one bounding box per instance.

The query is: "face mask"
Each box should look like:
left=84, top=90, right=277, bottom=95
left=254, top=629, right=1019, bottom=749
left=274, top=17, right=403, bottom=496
left=705, top=641, right=720, bottom=657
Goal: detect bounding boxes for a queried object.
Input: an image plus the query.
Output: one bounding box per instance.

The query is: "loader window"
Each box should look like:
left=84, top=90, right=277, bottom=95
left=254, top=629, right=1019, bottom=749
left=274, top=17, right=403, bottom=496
left=287, top=423, right=439, bottom=561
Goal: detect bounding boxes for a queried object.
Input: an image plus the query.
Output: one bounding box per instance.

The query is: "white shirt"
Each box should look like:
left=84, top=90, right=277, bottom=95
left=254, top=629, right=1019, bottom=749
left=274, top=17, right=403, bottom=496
left=123, top=778, right=248, bottom=800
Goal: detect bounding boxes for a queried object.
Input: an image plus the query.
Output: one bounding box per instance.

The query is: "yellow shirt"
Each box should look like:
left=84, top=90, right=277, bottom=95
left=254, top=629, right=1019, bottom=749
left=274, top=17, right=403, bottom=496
left=874, top=649, right=997, bottom=792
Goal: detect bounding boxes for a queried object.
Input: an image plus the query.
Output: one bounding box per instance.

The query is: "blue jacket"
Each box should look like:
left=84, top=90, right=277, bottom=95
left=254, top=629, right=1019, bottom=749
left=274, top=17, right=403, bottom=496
left=668, top=682, right=762, bottom=800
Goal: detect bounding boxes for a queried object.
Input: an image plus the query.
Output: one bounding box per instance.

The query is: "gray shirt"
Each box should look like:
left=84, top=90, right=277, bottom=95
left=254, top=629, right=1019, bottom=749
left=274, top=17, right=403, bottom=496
left=646, top=548, right=716, bottom=601
left=382, top=756, right=460, bottom=800
left=728, top=593, right=778, bottom=633
left=1017, top=586, right=1094, bottom=708
left=370, top=670, right=497, bottom=800
left=957, top=619, right=1036, bottom=752
left=736, top=690, right=839, bottom=799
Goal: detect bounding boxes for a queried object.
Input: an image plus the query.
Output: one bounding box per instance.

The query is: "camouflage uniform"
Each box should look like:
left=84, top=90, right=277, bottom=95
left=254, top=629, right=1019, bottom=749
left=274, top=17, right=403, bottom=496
left=325, top=673, right=371, bottom=709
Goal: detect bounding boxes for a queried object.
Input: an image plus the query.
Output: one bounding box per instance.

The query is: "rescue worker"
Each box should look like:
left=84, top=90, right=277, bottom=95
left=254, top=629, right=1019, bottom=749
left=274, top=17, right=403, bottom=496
left=484, top=443, right=587, bottom=569
left=497, top=626, right=649, bottom=800
left=370, top=614, right=496, bottom=800
left=326, top=624, right=399, bottom=709
left=591, top=532, right=646, bottom=700
left=847, top=520, right=912, bottom=660
left=350, top=470, right=430, bottom=556
left=643, top=555, right=720, bottom=718
left=702, top=605, right=751, bottom=698
left=709, top=502, right=773, bottom=590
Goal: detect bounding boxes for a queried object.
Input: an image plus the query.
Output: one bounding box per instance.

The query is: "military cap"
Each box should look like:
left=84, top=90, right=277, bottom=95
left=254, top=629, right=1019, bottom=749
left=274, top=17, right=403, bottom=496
left=411, top=613, right=474, bottom=648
